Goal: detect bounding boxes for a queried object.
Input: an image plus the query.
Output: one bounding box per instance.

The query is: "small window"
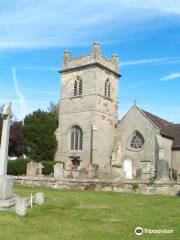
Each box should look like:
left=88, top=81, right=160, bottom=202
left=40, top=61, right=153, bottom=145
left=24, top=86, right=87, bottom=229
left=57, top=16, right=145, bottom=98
left=73, top=76, right=82, bottom=96
left=130, top=131, right=144, bottom=150
left=105, top=79, right=111, bottom=99
left=74, top=80, right=78, bottom=96
left=71, top=126, right=83, bottom=150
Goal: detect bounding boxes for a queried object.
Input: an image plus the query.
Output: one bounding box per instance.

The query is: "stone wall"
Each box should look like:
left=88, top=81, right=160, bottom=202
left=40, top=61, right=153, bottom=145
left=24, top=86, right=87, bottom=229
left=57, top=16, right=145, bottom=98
left=118, top=106, right=159, bottom=178
left=13, top=176, right=180, bottom=196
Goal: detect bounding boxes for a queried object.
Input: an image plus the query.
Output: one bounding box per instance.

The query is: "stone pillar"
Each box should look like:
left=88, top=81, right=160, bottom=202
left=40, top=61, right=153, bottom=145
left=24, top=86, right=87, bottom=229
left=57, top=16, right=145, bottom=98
left=0, top=102, right=15, bottom=210
left=0, top=102, right=11, bottom=176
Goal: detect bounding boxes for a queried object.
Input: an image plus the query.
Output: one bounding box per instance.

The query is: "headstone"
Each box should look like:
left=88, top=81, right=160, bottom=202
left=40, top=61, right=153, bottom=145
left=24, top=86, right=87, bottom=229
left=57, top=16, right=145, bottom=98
left=15, top=198, right=27, bottom=216
left=141, top=161, right=152, bottom=180
left=26, top=162, right=44, bottom=177
left=35, top=192, right=44, bottom=205
left=53, top=163, right=64, bottom=179
left=0, top=102, right=15, bottom=210
left=36, top=163, right=44, bottom=176
left=156, top=160, right=170, bottom=183
left=26, top=162, right=37, bottom=176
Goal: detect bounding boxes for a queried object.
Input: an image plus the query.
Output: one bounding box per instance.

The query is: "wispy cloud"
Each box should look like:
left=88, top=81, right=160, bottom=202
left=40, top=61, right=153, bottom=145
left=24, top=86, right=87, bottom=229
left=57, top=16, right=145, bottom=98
left=159, top=72, right=180, bottom=81
left=0, top=0, right=180, bottom=48
left=12, top=67, right=28, bottom=119
left=121, top=57, right=180, bottom=66
left=17, top=66, right=59, bottom=71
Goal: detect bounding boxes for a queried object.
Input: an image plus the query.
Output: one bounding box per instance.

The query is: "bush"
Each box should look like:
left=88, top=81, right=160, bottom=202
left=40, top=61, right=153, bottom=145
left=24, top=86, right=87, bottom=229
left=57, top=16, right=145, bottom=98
left=7, top=158, right=30, bottom=176
left=7, top=158, right=63, bottom=176
left=42, top=161, right=64, bottom=175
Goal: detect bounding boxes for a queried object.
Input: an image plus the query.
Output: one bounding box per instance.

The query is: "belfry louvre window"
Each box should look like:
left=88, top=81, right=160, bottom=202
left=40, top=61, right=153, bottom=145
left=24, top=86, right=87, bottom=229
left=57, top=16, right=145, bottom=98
left=105, top=79, right=111, bottom=99
left=71, top=126, right=83, bottom=150
left=130, top=131, right=144, bottom=150
left=73, top=76, right=83, bottom=96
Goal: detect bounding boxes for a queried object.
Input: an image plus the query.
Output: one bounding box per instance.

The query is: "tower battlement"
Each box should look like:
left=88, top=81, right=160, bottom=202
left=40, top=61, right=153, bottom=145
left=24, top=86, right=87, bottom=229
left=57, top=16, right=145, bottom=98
left=61, top=42, right=120, bottom=76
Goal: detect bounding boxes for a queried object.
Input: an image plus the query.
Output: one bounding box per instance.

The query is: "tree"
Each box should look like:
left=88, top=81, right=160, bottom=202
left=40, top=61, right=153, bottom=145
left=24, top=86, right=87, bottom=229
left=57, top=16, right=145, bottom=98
left=9, top=121, right=25, bottom=157
left=23, top=110, right=58, bottom=161
left=47, top=101, right=59, bottom=125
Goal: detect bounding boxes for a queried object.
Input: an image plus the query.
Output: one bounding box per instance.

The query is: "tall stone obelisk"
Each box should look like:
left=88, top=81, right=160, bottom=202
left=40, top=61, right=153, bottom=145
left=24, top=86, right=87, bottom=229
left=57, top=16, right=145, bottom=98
left=0, top=102, right=11, bottom=175
left=0, top=102, right=15, bottom=210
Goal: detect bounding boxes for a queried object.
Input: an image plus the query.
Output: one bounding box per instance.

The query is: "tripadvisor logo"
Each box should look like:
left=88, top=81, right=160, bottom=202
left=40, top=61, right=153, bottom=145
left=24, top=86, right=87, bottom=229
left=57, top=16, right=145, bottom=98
left=135, top=227, right=144, bottom=236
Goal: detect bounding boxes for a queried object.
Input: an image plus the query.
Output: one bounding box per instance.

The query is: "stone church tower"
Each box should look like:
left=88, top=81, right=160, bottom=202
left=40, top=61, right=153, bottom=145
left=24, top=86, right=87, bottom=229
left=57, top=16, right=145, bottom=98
left=55, top=42, right=120, bottom=174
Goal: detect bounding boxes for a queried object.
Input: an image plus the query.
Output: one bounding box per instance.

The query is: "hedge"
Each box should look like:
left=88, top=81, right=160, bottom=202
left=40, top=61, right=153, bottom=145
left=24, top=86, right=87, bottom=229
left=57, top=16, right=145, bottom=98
left=7, top=158, right=63, bottom=176
left=7, top=158, right=30, bottom=176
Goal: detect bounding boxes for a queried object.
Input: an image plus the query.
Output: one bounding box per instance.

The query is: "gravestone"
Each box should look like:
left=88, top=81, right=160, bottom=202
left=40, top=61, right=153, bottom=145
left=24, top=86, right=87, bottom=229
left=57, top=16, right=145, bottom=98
left=35, top=192, right=44, bottom=205
left=53, top=163, right=64, bottom=179
left=26, top=162, right=44, bottom=177
left=141, top=161, right=152, bottom=180
left=0, top=102, right=15, bottom=210
left=156, top=160, right=170, bottom=183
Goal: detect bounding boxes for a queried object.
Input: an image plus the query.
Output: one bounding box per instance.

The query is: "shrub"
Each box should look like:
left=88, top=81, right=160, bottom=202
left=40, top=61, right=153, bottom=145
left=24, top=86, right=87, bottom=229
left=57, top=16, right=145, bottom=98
left=7, top=158, right=63, bottom=176
left=7, top=158, right=30, bottom=176
left=41, top=161, right=56, bottom=175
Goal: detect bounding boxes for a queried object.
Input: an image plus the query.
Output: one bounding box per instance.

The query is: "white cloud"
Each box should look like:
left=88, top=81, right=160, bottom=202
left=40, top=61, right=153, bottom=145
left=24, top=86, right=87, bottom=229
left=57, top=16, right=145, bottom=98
left=159, top=72, right=180, bottom=81
left=0, top=0, right=180, bottom=48
left=12, top=67, right=28, bottom=119
left=121, top=57, right=180, bottom=66
left=122, top=0, right=180, bottom=15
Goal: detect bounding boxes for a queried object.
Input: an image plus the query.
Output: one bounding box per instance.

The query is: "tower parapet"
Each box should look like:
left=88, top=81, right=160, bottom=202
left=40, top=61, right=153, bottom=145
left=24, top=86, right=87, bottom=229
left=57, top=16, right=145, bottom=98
left=61, top=42, right=120, bottom=77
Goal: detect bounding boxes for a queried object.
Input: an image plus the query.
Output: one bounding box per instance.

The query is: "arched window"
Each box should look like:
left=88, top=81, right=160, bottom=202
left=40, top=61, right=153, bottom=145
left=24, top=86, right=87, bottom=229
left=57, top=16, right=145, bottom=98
left=74, top=80, right=78, bottom=96
left=71, top=126, right=83, bottom=150
left=130, top=131, right=144, bottom=150
left=73, top=76, right=83, bottom=96
left=105, top=79, right=111, bottom=99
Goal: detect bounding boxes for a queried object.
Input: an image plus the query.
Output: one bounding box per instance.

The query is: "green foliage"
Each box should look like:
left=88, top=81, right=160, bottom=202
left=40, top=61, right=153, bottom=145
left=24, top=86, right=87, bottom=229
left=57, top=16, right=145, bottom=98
left=48, top=101, right=59, bottom=125
left=41, top=161, right=63, bottom=175
left=132, top=183, right=139, bottom=191
left=7, top=158, right=30, bottom=176
left=23, top=110, right=58, bottom=161
left=7, top=158, right=63, bottom=176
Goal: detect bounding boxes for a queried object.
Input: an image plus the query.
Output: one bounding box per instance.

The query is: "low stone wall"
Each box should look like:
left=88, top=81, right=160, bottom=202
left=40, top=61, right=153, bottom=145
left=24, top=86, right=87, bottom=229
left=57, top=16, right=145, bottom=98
left=13, top=176, right=180, bottom=196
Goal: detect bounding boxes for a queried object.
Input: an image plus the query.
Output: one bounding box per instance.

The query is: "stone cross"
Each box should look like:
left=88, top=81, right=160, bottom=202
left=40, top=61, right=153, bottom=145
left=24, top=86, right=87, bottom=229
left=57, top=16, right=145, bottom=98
left=0, top=102, right=11, bottom=176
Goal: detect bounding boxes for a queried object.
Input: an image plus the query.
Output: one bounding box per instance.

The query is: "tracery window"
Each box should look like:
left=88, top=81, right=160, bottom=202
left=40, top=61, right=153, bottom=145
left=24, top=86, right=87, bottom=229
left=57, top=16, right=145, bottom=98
left=74, top=76, right=83, bottom=96
left=71, top=126, right=83, bottom=150
left=130, top=131, right=144, bottom=150
left=105, top=79, right=111, bottom=99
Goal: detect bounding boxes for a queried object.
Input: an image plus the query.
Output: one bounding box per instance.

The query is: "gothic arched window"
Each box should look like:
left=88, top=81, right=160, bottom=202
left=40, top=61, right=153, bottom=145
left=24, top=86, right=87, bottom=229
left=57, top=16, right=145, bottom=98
left=105, top=79, right=111, bottom=99
left=71, top=126, right=83, bottom=150
left=74, top=80, right=78, bottom=96
left=74, top=76, right=83, bottom=96
left=130, top=131, right=144, bottom=150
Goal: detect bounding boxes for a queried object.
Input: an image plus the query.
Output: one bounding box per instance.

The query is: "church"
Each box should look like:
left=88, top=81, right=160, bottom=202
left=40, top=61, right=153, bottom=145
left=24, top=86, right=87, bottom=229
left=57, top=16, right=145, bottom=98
left=55, top=42, right=180, bottom=181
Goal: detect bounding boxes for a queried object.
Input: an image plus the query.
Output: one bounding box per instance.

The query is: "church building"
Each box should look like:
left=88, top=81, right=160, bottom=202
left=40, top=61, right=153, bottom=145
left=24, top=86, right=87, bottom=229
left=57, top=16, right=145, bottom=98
left=55, top=42, right=180, bottom=181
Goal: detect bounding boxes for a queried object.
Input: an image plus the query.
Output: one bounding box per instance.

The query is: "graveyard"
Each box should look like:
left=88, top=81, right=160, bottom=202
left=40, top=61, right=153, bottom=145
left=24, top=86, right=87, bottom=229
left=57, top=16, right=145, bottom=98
left=0, top=185, right=179, bottom=240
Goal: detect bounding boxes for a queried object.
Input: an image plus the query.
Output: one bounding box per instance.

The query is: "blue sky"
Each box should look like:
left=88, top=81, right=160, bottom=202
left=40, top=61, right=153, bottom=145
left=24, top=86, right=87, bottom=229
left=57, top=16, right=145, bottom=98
left=0, top=0, right=180, bottom=122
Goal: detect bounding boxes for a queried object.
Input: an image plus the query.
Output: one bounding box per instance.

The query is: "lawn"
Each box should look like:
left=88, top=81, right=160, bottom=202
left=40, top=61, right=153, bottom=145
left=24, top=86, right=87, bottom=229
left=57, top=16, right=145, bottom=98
left=0, top=186, right=179, bottom=240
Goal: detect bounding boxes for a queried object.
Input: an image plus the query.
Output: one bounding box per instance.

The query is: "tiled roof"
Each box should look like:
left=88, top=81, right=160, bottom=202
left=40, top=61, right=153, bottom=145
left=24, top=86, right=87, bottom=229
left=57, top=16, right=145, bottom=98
left=142, top=110, right=180, bottom=150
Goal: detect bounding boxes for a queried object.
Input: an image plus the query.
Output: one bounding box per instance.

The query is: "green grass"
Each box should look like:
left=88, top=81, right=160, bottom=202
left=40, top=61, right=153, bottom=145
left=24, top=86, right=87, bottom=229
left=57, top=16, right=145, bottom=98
left=0, top=186, right=180, bottom=240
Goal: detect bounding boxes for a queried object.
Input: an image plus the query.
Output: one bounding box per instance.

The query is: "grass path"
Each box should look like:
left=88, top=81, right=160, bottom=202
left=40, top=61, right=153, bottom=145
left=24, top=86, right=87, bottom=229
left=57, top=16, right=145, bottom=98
left=0, top=186, right=179, bottom=240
